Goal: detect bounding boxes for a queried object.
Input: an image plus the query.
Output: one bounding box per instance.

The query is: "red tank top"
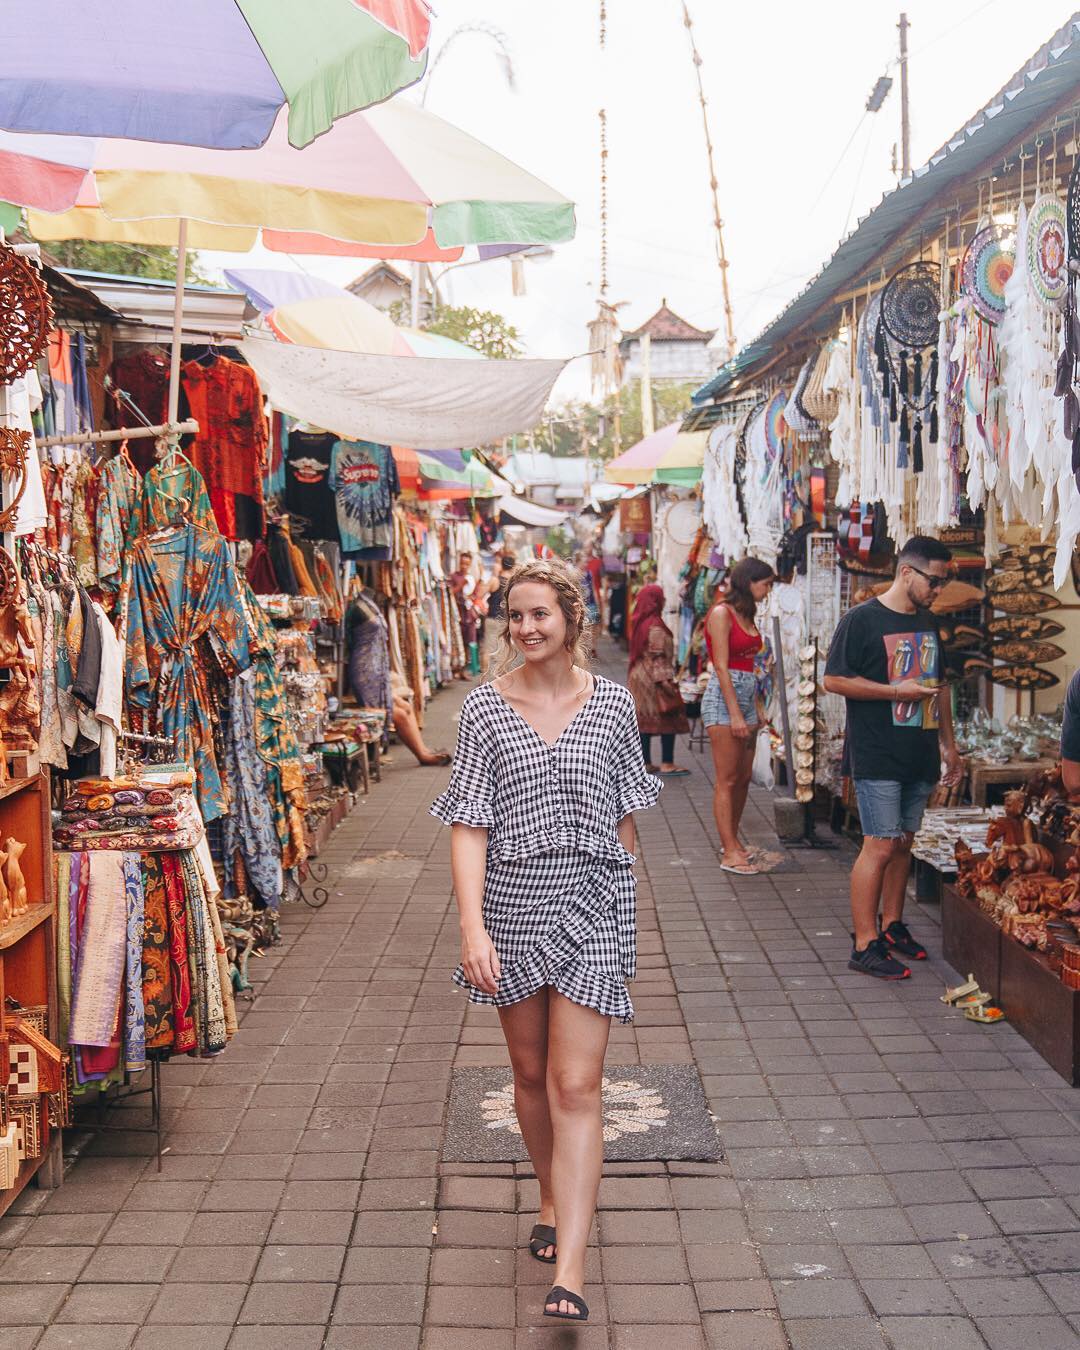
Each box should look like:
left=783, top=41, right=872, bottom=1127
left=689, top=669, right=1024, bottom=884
left=705, top=603, right=761, bottom=673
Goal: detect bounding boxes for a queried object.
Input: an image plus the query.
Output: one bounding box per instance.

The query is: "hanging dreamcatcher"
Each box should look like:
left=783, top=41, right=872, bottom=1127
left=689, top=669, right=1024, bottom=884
left=1027, top=193, right=1068, bottom=308
left=874, top=261, right=941, bottom=471
left=763, top=390, right=787, bottom=461
left=1056, top=158, right=1080, bottom=486
left=962, top=225, right=1015, bottom=324
left=0, top=246, right=53, bottom=385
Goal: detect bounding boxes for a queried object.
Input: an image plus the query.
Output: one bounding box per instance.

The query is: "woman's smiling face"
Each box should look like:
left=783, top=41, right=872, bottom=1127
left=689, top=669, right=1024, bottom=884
left=507, top=581, right=567, bottom=663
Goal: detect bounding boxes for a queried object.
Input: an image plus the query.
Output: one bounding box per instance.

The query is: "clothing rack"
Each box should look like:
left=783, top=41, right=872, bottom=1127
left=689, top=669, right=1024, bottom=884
left=35, top=420, right=199, bottom=451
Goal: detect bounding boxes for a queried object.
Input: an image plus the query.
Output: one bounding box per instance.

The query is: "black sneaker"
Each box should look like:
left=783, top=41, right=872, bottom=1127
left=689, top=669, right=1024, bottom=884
left=848, top=935, right=910, bottom=979
left=880, top=919, right=927, bottom=960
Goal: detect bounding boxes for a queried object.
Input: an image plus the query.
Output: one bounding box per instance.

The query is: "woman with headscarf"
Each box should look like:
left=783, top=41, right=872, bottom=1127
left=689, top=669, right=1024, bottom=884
left=627, top=584, right=690, bottom=778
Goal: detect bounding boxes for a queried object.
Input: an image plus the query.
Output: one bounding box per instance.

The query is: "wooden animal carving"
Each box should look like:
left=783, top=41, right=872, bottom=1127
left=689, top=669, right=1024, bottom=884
left=0, top=847, right=9, bottom=925
left=3, top=839, right=27, bottom=917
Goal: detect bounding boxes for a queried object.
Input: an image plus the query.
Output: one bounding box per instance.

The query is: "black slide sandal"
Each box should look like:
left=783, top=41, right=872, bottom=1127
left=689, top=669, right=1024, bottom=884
left=543, top=1285, right=589, bottom=1321
left=528, top=1223, right=556, bottom=1263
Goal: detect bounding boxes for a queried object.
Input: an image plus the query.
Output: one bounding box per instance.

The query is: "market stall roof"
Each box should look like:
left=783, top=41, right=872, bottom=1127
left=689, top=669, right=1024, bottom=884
left=62, top=269, right=247, bottom=343
left=496, top=495, right=569, bottom=528
left=394, top=446, right=498, bottom=499
left=693, top=14, right=1080, bottom=405
left=239, top=335, right=568, bottom=450
left=604, top=422, right=707, bottom=486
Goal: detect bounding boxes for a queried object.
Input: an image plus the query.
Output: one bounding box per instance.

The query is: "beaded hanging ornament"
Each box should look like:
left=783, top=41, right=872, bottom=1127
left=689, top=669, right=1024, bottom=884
left=0, top=246, right=52, bottom=385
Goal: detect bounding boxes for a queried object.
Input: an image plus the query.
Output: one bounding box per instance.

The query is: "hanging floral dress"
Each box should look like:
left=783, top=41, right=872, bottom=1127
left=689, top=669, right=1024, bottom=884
left=125, top=522, right=253, bottom=821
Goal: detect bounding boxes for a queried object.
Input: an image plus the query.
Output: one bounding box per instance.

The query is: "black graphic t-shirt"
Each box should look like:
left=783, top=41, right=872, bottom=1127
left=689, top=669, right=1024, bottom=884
left=285, top=430, right=340, bottom=543
left=825, top=598, right=942, bottom=783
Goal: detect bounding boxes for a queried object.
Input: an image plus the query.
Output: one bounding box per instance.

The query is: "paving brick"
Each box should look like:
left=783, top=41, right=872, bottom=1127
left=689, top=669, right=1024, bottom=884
left=146, top=1282, right=247, bottom=1324
left=874, top=1317, right=988, bottom=1350
left=782, top=1316, right=888, bottom=1348
left=606, top=1282, right=700, bottom=1323
left=331, top=1284, right=427, bottom=1325
left=236, top=1281, right=335, bottom=1324
left=701, top=1312, right=788, bottom=1349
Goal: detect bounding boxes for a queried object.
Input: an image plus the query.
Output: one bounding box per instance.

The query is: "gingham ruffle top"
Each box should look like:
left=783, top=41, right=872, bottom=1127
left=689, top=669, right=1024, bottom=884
left=430, top=676, right=661, bottom=857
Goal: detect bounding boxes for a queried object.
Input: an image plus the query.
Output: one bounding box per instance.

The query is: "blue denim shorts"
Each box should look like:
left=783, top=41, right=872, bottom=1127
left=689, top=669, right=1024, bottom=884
left=701, top=670, right=758, bottom=729
left=854, top=779, right=936, bottom=839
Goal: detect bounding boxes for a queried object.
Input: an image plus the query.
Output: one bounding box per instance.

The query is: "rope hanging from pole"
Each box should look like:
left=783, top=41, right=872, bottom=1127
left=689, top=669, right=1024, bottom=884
left=681, top=2, right=737, bottom=360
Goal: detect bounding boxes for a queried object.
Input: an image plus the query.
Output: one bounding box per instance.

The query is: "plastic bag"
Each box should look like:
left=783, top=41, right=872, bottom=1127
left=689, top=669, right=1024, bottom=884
left=751, top=732, right=774, bottom=789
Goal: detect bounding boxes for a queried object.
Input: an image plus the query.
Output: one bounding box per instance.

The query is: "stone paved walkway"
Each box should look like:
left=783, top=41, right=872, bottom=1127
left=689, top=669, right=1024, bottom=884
left=2, top=641, right=1080, bottom=1349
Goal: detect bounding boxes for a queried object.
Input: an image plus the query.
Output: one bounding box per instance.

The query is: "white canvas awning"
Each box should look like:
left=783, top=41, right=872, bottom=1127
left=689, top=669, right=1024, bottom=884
left=239, top=337, right=567, bottom=450
left=496, top=495, right=568, bottom=527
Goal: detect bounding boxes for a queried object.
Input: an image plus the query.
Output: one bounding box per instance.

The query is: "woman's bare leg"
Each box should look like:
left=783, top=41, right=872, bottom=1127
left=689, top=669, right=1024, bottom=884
left=708, top=725, right=752, bottom=867
left=498, top=991, right=556, bottom=1257
left=545, top=991, right=611, bottom=1312
left=392, top=696, right=449, bottom=766
left=731, top=736, right=757, bottom=841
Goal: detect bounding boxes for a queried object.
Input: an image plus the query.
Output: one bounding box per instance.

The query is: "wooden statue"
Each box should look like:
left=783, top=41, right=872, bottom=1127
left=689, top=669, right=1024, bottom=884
left=3, top=839, right=26, bottom=917
left=0, top=846, right=9, bottom=926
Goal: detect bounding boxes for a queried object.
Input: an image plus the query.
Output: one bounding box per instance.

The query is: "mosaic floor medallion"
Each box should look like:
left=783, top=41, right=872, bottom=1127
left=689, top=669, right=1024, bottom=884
left=443, top=1063, right=721, bottom=1163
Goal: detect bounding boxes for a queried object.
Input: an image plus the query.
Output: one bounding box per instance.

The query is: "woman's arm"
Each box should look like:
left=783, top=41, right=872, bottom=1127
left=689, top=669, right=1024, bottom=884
left=617, top=813, right=636, bottom=855
left=707, top=606, right=749, bottom=739
left=450, top=824, right=500, bottom=995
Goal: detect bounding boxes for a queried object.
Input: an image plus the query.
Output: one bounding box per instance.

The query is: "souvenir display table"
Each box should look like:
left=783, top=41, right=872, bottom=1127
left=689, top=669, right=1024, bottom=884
left=968, top=756, right=1058, bottom=806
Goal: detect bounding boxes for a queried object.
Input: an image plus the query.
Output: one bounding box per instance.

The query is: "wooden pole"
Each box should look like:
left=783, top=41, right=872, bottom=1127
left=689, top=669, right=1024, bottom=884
left=898, top=12, right=911, bottom=178
left=167, top=218, right=188, bottom=428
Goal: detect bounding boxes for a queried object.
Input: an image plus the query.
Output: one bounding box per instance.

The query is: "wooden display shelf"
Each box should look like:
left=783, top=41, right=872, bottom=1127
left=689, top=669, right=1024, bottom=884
left=0, top=768, right=62, bottom=1215
left=1000, top=938, right=1080, bottom=1086
left=0, top=775, right=39, bottom=805
left=0, top=902, right=55, bottom=951
left=941, top=884, right=1001, bottom=999
left=942, top=883, right=1080, bottom=1085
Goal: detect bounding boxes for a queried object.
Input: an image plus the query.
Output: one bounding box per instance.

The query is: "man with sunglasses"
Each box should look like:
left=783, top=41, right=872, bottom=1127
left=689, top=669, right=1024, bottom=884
left=824, top=536, right=963, bottom=978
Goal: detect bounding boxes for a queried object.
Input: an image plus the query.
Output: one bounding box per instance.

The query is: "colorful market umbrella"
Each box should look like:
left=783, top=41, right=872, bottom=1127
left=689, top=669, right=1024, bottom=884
left=1, top=100, right=573, bottom=422
left=604, top=423, right=707, bottom=486
left=0, top=0, right=430, bottom=151
left=14, top=100, right=576, bottom=253
left=224, top=267, right=484, bottom=358
left=393, top=446, right=498, bottom=499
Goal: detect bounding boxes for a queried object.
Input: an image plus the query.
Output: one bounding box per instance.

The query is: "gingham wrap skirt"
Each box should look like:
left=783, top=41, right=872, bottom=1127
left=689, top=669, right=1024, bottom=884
left=430, top=677, right=661, bottom=1023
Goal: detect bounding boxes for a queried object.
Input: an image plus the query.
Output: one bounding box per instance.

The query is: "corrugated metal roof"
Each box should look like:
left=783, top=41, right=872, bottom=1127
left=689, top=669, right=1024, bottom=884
left=60, top=270, right=248, bottom=344
left=694, top=14, right=1080, bottom=405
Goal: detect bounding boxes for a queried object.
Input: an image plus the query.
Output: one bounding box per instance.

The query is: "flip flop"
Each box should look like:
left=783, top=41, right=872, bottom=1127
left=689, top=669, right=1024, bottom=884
left=721, top=862, right=760, bottom=876
left=658, top=768, right=691, bottom=778
left=528, top=1223, right=556, bottom=1263
left=544, top=1286, right=589, bottom=1321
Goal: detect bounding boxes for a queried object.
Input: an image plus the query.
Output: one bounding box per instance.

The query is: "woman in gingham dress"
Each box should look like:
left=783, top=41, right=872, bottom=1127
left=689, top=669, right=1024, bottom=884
left=431, top=559, right=660, bottom=1323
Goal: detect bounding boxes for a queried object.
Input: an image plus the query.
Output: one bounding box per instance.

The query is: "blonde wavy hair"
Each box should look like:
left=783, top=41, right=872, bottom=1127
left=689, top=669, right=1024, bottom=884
left=490, top=557, right=592, bottom=678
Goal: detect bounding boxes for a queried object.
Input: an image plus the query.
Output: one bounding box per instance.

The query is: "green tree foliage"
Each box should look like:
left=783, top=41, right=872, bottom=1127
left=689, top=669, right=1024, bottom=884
left=390, top=300, right=522, bottom=359
left=540, top=380, right=698, bottom=459
left=41, top=239, right=210, bottom=284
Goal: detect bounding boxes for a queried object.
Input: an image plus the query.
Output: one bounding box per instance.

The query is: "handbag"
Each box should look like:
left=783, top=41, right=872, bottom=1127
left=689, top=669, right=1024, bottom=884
left=654, top=679, right=684, bottom=717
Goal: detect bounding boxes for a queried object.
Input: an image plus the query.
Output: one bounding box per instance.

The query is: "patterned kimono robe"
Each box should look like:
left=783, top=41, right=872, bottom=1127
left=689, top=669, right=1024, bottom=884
left=125, top=523, right=252, bottom=821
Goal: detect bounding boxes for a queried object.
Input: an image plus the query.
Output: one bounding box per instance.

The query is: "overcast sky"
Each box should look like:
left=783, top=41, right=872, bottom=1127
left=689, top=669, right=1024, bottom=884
left=200, top=0, right=1072, bottom=404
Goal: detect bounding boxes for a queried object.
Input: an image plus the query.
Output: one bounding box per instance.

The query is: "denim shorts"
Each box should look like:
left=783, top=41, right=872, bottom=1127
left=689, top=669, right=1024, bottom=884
left=701, top=670, right=758, bottom=729
left=854, top=779, right=936, bottom=839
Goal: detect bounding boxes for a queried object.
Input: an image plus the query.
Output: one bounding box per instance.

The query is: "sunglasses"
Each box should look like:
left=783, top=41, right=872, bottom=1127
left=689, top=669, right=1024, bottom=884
left=905, top=563, right=948, bottom=590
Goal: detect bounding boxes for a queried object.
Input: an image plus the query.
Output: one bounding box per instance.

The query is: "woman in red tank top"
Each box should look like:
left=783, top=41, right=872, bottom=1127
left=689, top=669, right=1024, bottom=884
left=702, top=558, right=775, bottom=874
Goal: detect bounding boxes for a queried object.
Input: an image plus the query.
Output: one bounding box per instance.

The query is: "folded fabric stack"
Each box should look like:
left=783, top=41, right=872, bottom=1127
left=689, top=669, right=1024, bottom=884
left=55, top=774, right=201, bottom=851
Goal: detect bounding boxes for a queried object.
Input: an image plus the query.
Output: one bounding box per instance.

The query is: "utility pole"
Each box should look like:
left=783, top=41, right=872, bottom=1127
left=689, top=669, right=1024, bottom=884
left=898, top=12, right=911, bottom=178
